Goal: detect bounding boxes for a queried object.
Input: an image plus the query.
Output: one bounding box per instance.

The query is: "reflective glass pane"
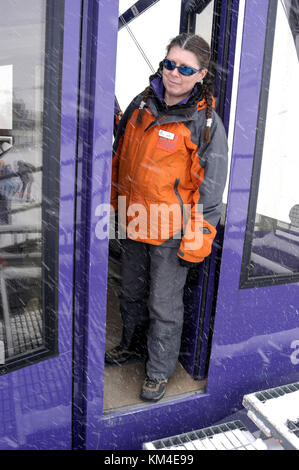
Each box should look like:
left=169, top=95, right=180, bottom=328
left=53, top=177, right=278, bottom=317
left=247, top=0, right=299, bottom=280
left=0, top=0, right=62, bottom=365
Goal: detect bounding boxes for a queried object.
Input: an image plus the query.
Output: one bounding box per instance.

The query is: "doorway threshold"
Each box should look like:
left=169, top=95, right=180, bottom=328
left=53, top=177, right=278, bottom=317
left=103, top=360, right=206, bottom=415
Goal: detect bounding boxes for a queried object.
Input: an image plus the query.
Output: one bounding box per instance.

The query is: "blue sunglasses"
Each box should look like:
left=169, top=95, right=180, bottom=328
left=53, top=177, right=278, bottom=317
left=163, top=58, right=201, bottom=77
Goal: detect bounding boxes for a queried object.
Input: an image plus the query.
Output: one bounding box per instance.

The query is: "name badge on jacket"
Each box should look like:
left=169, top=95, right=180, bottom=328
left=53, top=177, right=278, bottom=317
left=157, top=129, right=179, bottom=152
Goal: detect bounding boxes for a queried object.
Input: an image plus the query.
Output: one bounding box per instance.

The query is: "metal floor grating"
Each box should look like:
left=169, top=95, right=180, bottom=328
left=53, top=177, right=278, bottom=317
left=143, top=420, right=268, bottom=450
left=11, top=307, right=43, bottom=354
left=255, top=383, right=299, bottom=403
left=243, top=382, right=299, bottom=450
left=287, top=419, right=299, bottom=439
left=0, top=306, right=43, bottom=357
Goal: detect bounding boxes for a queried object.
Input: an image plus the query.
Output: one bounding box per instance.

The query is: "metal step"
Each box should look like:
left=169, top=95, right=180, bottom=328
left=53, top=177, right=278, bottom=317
left=143, top=420, right=268, bottom=450
left=243, top=382, right=299, bottom=450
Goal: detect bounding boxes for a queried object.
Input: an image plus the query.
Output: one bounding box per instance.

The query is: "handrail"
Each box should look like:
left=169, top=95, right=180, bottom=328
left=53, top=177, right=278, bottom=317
left=0, top=225, right=41, bottom=234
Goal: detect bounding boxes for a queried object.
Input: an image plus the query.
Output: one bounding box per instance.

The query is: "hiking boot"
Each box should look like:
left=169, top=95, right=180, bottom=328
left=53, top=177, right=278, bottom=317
left=140, top=376, right=168, bottom=402
left=105, top=344, right=144, bottom=366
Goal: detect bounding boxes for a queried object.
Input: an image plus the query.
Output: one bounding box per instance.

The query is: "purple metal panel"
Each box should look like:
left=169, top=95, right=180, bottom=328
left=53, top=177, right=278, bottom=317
left=196, top=0, right=240, bottom=379
left=214, top=0, right=230, bottom=100
left=180, top=268, right=205, bottom=376
left=219, top=0, right=240, bottom=131
left=180, top=0, right=240, bottom=380
left=0, top=0, right=81, bottom=450
left=83, top=0, right=119, bottom=450
left=72, top=0, right=98, bottom=450
left=119, top=0, right=161, bottom=30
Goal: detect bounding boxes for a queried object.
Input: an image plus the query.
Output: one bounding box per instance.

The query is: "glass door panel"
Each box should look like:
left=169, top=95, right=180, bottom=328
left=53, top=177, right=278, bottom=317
left=0, top=0, right=81, bottom=449
left=0, top=0, right=58, bottom=367
left=240, top=0, right=299, bottom=286
left=208, top=0, right=299, bottom=409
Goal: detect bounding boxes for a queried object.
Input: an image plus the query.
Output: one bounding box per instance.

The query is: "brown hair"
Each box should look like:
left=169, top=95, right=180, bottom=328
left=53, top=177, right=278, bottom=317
left=137, top=33, right=214, bottom=143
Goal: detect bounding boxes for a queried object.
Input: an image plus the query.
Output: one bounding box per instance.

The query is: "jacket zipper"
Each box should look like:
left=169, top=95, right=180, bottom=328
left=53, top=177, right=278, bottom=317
left=144, top=113, right=168, bottom=133
left=174, top=178, right=187, bottom=230
left=144, top=118, right=159, bottom=133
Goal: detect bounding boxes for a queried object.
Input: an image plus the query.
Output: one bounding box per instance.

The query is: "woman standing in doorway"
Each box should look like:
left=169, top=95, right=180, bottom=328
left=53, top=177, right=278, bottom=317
left=106, top=33, right=228, bottom=402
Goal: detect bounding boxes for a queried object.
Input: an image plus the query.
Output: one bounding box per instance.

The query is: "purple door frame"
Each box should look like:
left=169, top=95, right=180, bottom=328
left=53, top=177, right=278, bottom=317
left=77, top=0, right=120, bottom=451
left=0, top=0, right=81, bottom=450
left=180, top=0, right=240, bottom=380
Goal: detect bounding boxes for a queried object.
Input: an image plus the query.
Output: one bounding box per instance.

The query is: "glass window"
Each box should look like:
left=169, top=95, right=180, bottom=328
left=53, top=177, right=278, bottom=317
left=241, top=0, right=299, bottom=287
left=0, top=0, right=64, bottom=370
left=195, top=0, right=215, bottom=45
left=116, top=0, right=182, bottom=111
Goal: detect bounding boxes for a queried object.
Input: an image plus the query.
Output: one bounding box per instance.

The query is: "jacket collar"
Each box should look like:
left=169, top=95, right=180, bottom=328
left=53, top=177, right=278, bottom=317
left=147, top=71, right=206, bottom=121
left=150, top=76, right=199, bottom=106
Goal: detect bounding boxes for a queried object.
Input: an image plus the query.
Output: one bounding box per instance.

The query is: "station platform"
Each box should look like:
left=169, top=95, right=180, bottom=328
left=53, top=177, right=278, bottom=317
left=143, top=382, right=299, bottom=451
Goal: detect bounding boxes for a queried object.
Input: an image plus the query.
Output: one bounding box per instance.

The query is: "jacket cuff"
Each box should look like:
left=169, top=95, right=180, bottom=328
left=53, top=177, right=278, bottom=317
left=177, top=249, right=205, bottom=264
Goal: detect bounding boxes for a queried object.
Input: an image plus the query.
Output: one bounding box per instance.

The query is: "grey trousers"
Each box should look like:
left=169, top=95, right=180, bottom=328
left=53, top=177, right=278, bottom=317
left=119, top=237, right=188, bottom=380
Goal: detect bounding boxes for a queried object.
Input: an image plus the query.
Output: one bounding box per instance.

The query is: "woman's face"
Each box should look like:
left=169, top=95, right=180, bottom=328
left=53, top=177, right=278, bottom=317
left=162, top=46, right=207, bottom=106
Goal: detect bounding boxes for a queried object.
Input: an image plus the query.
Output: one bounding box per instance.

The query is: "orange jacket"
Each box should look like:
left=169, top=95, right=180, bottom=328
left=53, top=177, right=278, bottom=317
left=111, top=81, right=228, bottom=263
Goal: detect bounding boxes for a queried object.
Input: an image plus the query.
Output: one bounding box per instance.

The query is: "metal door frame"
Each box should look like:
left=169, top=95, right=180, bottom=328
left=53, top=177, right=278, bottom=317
left=80, top=0, right=267, bottom=451
left=179, top=0, right=240, bottom=379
